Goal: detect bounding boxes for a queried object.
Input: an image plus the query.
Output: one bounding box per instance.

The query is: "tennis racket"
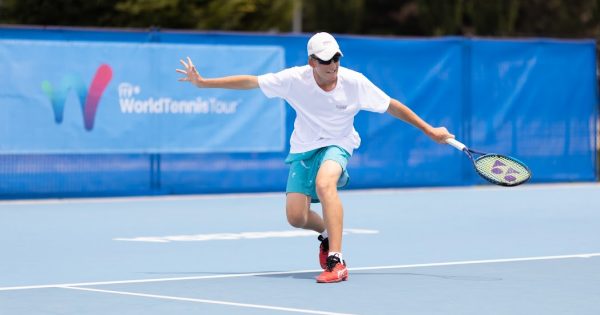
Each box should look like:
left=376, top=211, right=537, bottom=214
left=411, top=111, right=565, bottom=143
left=446, top=138, right=531, bottom=187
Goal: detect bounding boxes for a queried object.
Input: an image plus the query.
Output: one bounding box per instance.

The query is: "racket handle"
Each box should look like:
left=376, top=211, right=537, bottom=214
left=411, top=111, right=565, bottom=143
left=446, top=138, right=466, bottom=151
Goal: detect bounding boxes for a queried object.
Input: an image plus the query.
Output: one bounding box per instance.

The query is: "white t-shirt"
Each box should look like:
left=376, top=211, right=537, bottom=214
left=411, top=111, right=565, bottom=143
left=258, top=65, right=390, bottom=155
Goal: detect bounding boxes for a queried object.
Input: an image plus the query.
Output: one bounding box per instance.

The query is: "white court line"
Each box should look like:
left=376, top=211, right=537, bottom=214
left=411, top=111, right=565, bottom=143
left=1, top=252, right=599, bottom=292
left=61, top=286, right=355, bottom=315
left=113, top=228, right=379, bottom=243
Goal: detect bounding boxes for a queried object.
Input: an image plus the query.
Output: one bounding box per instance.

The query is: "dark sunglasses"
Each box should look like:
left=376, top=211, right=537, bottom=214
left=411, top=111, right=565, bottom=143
left=311, top=53, right=341, bottom=65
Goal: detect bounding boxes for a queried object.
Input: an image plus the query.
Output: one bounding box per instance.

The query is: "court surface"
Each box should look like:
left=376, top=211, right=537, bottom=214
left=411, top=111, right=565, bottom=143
left=1, top=183, right=599, bottom=315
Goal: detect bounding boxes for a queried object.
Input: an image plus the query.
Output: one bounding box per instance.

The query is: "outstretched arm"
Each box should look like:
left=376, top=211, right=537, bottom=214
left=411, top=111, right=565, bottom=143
left=386, top=98, right=454, bottom=143
left=176, top=57, right=259, bottom=90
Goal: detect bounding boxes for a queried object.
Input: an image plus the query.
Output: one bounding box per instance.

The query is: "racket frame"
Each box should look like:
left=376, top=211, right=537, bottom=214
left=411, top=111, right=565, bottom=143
left=446, top=138, right=531, bottom=187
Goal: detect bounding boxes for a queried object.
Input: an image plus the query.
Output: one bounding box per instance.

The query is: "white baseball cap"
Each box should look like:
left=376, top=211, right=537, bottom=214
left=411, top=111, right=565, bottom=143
left=307, top=32, right=343, bottom=60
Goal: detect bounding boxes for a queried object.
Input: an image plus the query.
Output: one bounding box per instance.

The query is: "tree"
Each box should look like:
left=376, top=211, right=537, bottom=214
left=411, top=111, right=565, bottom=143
left=0, top=0, right=598, bottom=42
left=0, top=0, right=295, bottom=31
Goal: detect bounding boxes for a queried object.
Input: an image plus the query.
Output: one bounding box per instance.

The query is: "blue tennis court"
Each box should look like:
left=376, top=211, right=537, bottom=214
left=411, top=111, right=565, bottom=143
left=1, top=183, right=599, bottom=314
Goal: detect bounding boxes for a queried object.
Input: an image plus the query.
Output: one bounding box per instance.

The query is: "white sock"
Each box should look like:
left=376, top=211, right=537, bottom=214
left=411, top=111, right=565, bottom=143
left=320, top=231, right=328, bottom=239
left=328, top=252, right=342, bottom=261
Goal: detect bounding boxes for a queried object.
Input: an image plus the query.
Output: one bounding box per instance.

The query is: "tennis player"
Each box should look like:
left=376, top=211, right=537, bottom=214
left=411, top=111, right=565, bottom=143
left=177, top=32, right=454, bottom=283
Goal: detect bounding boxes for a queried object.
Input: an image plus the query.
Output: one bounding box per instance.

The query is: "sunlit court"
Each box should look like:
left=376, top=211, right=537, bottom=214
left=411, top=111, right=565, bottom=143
left=1, top=1, right=599, bottom=314
left=1, top=185, right=600, bottom=314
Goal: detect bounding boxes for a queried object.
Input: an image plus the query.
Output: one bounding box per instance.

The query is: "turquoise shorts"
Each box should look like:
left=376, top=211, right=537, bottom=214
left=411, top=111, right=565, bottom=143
left=285, top=146, right=351, bottom=203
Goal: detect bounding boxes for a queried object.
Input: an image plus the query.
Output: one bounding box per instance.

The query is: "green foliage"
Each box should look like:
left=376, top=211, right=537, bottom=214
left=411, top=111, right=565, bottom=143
left=301, top=0, right=365, bottom=34
left=111, top=0, right=205, bottom=28
left=193, top=0, right=294, bottom=31
left=0, top=0, right=598, bottom=41
left=0, top=0, right=120, bottom=26
left=358, top=0, right=599, bottom=39
left=0, top=0, right=295, bottom=31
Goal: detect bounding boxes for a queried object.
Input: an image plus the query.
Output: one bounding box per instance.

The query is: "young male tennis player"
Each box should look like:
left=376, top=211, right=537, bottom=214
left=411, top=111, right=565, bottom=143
left=177, top=32, right=454, bottom=283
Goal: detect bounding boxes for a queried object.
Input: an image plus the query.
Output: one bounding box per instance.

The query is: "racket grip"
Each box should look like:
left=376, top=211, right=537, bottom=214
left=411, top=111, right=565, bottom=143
left=446, top=138, right=466, bottom=151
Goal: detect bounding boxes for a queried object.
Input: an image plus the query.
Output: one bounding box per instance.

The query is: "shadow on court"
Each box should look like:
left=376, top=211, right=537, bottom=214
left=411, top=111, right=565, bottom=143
left=259, top=271, right=503, bottom=282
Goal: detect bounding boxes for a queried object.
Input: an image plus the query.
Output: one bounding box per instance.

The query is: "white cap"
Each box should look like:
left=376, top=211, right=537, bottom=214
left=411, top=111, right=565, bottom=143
left=307, top=32, right=343, bottom=60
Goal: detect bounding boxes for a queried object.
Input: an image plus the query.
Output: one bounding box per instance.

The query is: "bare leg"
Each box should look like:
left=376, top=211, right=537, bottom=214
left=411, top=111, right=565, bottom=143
left=315, top=160, right=343, bottom=253
left=286, top=192, right=326, bottom=233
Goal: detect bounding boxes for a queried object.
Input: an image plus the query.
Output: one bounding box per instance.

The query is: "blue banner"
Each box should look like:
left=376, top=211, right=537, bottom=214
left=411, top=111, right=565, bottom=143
left=0, top=40, right=286, bottom=153
left=0, top=28, right=597, bottom=199
left=470, top=39, right=598, bottom=181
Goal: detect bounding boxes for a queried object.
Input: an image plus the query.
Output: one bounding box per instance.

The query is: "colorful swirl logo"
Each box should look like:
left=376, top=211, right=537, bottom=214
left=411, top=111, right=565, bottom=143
left=41, top=64, right=113, bottom=131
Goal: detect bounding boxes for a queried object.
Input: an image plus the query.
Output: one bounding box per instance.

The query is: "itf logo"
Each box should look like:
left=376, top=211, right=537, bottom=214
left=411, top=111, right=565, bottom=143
left=41, top=64, right=112, bottom=131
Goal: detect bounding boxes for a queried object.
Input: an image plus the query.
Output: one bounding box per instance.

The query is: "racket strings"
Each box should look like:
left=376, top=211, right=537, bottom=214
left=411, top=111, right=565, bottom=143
left=474, top=155, right=531, bottom=185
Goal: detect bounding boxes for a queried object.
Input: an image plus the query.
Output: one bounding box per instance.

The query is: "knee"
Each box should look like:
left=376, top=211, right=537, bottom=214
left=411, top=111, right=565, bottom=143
left=315, top=179, right=336, bottom=200
left=286, top=208, right=307, bottom=228
left=285, top=193, right=310, bottom=228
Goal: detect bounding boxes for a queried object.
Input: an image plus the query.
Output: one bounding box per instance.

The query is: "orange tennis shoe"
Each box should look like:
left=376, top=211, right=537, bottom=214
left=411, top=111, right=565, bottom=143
left=316, top=255, right=348, bottom=283
left=318, top=235, right=329, bottom=269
